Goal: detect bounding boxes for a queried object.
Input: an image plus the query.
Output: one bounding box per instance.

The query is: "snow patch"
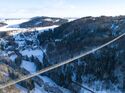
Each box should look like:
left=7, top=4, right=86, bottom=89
left=39, top=76, right=56, bottom=86
left=21, top=60, right=36, bottom=73
left=10, top=54, right=17, bottom=62
left=68, top=18, right=76, bottom=22
left=20, top=49, right=43, bottom=62
left=36, top=25, right=59, bottom=32
left=44, top=18, right=53, bottom=21
left=35, top=21, right=42, bottom=25
left=20, top=49, right=43, bottom=57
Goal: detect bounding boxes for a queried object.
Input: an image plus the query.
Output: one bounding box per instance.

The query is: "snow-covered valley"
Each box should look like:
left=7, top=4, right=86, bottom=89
left=0, top=16, right=125, bottom=93
left=0, top=18, right=71, bottom=93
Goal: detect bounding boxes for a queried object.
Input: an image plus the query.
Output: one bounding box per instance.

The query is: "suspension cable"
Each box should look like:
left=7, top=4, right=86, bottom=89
left=72, top=80, right=95, bottom=93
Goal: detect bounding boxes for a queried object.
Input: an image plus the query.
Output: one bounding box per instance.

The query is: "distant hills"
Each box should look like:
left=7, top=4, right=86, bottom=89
left=19, top=16, right=69, bottom=28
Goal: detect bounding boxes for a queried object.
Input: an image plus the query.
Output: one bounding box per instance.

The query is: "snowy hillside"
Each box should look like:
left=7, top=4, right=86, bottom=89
left=37, top=16, right=125, bottom=93
left=1, top=16, right=125, bottom=93
left=0, top=17, right=71, bottom=93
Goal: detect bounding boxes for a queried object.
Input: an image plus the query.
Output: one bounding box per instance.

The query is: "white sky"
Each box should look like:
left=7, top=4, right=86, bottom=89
left=0, top=0, right=125, bottom=18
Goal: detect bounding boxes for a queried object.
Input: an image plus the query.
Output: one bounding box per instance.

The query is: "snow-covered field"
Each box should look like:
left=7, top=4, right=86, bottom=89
left=0, top=18, right=59, bottom=37
left=0, top=19, right=29, bottom=31
left=5, top=19, right=29, bottom=26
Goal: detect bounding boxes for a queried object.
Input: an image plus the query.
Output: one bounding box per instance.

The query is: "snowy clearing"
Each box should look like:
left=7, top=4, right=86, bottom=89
left=21, top=60, right=36, bottom=73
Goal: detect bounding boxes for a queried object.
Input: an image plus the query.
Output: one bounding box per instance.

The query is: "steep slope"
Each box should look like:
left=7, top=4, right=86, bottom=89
left=38, top=16, right=125, bottom=93
left=1, top=16, right=125, bottom=93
